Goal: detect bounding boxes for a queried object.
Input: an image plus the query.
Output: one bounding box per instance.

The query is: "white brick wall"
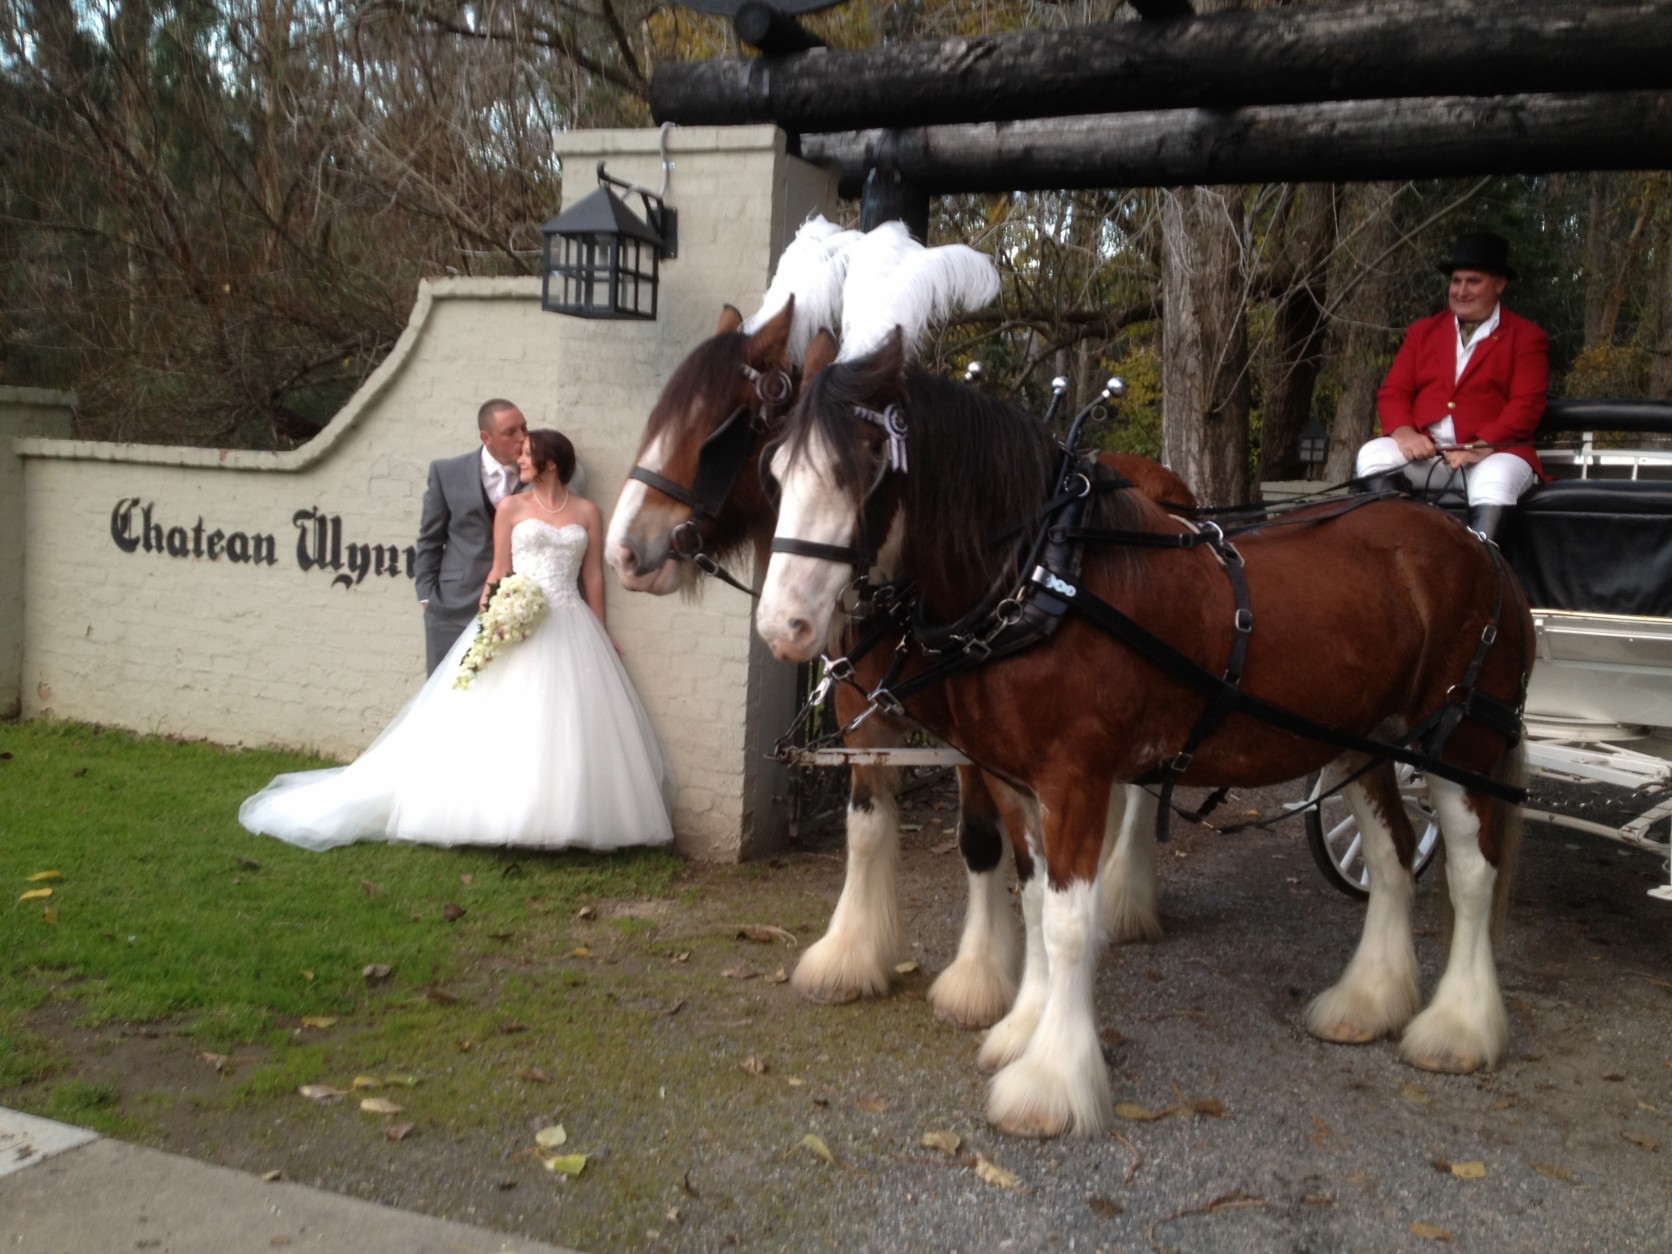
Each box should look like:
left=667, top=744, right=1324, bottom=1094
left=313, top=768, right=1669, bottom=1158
left=10, top=128, right=839, bottom=860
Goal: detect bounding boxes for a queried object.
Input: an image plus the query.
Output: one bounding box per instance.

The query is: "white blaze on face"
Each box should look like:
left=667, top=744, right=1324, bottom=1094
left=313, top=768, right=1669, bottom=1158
left=756, top=431, right=861, bottom=662
left=605, top=430, right=684, bottom=593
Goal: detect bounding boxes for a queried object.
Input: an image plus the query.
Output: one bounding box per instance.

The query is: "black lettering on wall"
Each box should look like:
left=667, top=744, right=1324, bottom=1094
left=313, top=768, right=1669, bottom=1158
left=114, top=498, right=407, bottom=585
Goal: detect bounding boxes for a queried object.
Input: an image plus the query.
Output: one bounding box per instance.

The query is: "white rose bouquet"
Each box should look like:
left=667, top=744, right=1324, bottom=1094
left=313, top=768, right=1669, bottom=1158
left=454, top=574, right=549, bottom=690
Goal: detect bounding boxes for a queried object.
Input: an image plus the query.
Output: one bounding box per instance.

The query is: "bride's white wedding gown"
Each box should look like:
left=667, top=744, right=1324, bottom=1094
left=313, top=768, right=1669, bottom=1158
left=240, top=519, right=676, bottom=851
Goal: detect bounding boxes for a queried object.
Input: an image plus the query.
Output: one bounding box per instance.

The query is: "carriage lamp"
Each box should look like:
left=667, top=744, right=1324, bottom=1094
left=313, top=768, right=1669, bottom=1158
left=540, top=161, right=678, bottom=321
left=1298, top=419, right=1329, bottom=474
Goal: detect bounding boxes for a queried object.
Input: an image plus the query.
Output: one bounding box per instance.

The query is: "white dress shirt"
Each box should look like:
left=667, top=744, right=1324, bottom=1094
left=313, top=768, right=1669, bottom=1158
left=482, top=445, right=518, bottom=505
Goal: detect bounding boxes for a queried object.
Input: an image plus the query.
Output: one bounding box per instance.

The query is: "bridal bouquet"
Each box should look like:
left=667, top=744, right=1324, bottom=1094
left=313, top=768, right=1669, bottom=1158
left=454, top=574, right=549, bottom=690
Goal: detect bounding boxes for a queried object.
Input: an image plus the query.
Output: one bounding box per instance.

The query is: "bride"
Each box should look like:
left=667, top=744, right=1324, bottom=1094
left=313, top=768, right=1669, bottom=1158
left=240, top=429, right=676, bottom=852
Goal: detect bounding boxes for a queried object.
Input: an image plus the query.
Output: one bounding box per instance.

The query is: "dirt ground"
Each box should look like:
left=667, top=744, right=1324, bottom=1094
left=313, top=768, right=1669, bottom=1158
left=14, top=772, right=1672, bottom=1252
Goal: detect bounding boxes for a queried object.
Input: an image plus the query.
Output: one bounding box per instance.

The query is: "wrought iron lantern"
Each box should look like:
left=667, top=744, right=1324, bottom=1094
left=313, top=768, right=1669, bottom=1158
left=540, top=162, right=677, bottom=321
left=1297, top=419, right=1329, bottom=472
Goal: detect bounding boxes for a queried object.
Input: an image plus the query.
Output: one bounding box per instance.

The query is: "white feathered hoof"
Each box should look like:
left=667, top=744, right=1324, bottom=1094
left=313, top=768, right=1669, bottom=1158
left=986, top=1054, right=1111, bottom=1140
left=975, top=1001, right=1041, bottom=1073
left=1399, top=1000, right=1507, bottom=1075
left=791, top=934, right=892, bottom=1005
left=1099, top=880, right=1162, bottom=945
left=1304, top=973, right=1419, bottom=1046
left=928, top=955, right=1017, bottom=1029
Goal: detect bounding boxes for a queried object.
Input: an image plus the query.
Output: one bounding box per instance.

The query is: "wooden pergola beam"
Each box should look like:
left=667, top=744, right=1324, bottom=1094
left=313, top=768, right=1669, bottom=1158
left=797, top=91, right=1672, bottom=195
left=650, top=0, right=1672, bottom=133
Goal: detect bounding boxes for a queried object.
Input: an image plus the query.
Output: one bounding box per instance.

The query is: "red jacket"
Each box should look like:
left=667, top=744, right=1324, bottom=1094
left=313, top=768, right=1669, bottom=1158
left=1376, top=306, right=1550, bottom=480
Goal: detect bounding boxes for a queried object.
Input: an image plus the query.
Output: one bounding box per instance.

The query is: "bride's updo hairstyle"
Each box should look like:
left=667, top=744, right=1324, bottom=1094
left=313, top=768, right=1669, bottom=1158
left=527, top=429, right=577, bottom=485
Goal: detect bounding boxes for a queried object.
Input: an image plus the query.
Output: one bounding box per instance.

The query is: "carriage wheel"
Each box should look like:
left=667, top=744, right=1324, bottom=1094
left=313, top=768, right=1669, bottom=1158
left=1303, top=765, right=1441, bottom=899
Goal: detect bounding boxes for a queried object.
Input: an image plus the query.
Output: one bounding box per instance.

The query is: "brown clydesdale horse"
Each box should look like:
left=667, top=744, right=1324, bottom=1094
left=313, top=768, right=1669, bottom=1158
left=606, top=303, right=1194, bottom=1029
left=756, top=330, right=1532, bottom=1138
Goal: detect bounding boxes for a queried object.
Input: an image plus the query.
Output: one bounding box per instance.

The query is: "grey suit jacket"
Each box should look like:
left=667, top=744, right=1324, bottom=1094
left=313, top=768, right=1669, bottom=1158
left=414, top=448, right=523, bottom=621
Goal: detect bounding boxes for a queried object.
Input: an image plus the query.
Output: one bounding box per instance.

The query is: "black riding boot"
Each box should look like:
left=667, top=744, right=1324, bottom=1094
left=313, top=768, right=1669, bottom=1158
left=1468, top=503, right=1507, bottom=543
left=1351, top=468, right=1411, bottom=496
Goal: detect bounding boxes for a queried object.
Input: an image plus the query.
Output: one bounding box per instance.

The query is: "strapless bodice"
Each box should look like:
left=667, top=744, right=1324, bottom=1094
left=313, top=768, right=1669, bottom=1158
left=511, top=519, right=586, bottom=606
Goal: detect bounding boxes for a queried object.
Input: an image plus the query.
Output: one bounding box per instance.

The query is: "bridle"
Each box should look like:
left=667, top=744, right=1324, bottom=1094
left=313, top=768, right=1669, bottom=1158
left=765, top=401, right=908, bottom=577
left=626, top=361, right=794, bottom=595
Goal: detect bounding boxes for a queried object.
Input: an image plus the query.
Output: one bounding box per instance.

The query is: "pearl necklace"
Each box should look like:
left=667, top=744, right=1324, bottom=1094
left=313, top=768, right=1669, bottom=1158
left=532, top=484, right=570, bottom=514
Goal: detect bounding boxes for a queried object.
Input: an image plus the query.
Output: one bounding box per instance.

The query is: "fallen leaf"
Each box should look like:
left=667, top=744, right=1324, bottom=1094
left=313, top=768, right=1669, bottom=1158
left=234, top=857, right=261, bottom=871
left=930, top=839, right=959, bottom=855
left=26, top=871, right=62, bottom=882
left=1489, top=1098, right=1514, bottom=1112
left=736, top=925, right=786, bottom=944
left=1531, top=1161, right=1574, bottom=1181
left=797, top=1133, right=835, bottom=1165
left=1114, top=1102, right=1167, bottom=1122
left=41, top=907, right=57, bottom=924
left=260, top=1170, right=285, bottom=1182
left=384, top=1122, right=414, bottom=1142
left=1622, top=1131, right=1660, bottom=1152
left=542, top=1153, right=587, bottom=1176
left=199, top=1051, right=230, bottom=1072
left=568, top=947, right=591, bottom=959
left=350, top=1075, right=382, bottom=1090
left=535, top=1125, right=569, bottom=1149
left=1309, top=1116, right=1333, bottom=1146
left=362, top=963, right=392, bottom=982
left=1410, top=1221, right=1453, bottom=1241
left=741, top=1055, right=769, bottom=1076
left=1400, top=1082, right=1432, bottom=1105
left=672, top=951, right=690, bottom=964
left=441, top=903, right=466, bottom=922
left=856, top=1097, right=888, bottom=1114
left=785, top=1076, right=805, bottom=1087
left=300, top=970, right=315, bottom=982
left=269, top=1237, right=291, bottom=1247
left=298, top=1085, right=348, bottom=1102
left=360, top=1097, right=404, bottom=1115
left=385, top=1074, right=420, bottom=1088
left=766, top=968, right=789, bottom=984
left=1184, top=1097, right=1226, bottom=1118
left=299, top=1016, right=337, bottom=1030
left=359, top=880, right=384, bottom=897
left=1088, top=1197, right=1123, bottom=1219
left=1450, top=1161, right=1486, bottom=1179
left=921, top=1131, right=961, bottom=1156
left=456, top=1040, right=474, bottom=1053
left=459, top=873, right=474, bottom=886
left=899, top=822, right=922, bottom=831
left=720, top=965, right=756, bottom=980
left=17, top=888, right=51, bottom=901
left=576, top=905, right=596, bottom=920
left=424, top=986, right=459, bottom=1004
left=517, top=1067, right=550, bottom=1084
left=974, top=1155, right=1021, bottom=1189
left=893, top=961, right=919, bottom=975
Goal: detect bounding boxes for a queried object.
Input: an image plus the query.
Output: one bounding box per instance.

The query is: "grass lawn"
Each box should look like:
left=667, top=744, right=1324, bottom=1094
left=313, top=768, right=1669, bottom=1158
left=0, top=719, right=682, bottom=1125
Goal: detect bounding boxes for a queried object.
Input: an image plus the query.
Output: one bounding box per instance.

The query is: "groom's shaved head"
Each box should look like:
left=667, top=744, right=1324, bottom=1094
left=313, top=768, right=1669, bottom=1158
left=478, top=398, right=520, bottom=432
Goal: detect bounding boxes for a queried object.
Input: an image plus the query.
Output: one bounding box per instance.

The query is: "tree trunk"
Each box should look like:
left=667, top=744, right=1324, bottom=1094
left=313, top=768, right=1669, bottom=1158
left=1161, top=184, right=1252, bottom=506
left=1260, top=184, right=1338, bottom=483
left=1325, top=182, right=1402, bottom=483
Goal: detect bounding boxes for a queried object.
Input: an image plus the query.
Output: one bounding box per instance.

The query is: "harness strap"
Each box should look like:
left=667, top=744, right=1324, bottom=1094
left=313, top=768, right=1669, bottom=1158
left=1056, top=573, right=1526, bottom=805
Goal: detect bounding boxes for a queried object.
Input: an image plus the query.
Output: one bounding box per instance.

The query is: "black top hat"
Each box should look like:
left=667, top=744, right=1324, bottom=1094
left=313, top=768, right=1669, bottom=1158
left=1436, top=231, right=1517, bottom=281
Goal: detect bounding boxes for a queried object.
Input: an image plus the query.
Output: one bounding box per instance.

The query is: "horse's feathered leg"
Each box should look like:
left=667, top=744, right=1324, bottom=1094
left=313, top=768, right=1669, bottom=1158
left=1098, top=784, right=1162, bottom=943
left=792, top=756, right=901, bottom=1004
left=1399, top=744, right=1523, bottom=1073
left=987, top=783, right=1113, bottom=1139
left=928, top=767, right=1020, bottom=1028
left=1306, top=759, right=1423, bottom=1045
left=976, top=791, right=1047, bottom=1072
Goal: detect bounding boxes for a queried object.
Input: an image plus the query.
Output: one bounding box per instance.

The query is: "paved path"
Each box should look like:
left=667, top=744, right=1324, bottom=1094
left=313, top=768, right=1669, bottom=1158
left=0, top=1106, right=581, bottom=1254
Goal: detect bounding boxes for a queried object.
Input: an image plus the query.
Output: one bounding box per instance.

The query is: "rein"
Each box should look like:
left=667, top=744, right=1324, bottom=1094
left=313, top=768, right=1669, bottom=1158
left=627, top=361, right=793, bottom=598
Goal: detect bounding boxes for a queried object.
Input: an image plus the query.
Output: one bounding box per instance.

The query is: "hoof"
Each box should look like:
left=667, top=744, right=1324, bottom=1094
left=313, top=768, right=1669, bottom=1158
left=994, top=1110, right=1065, bottom=1140
left=1309, top=1019, right=1382, bottom=1045
left=1407, top=1051, right=1484, bottom=1075
left=796, top=984, right=864, bottom=1006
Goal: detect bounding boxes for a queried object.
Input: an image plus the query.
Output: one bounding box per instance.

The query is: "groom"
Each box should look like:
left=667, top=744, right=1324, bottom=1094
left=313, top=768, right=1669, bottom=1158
left=414, top=399, right=529, bottom=675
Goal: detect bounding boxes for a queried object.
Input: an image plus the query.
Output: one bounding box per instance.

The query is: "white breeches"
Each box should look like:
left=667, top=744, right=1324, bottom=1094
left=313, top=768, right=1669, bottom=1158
left=1356, top=419, right=1535, bottom=507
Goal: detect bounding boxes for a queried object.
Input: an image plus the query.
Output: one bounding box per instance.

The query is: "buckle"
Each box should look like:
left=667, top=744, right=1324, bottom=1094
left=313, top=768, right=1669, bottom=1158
left=1234, top=608, right=1253, bottom=633
left=963, top=637, right=993, bottom=662
left=1480, top=623, right=1498, bottom=645
left=871, top=688, right=904, bottom=717
left=1169, top=750, right=1193, bottom=774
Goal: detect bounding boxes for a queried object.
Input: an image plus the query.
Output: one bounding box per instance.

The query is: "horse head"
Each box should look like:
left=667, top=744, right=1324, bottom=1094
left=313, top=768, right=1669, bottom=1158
left=606, top=301, right=798, bottom=595
left=756, top=327, right=925, bottom=662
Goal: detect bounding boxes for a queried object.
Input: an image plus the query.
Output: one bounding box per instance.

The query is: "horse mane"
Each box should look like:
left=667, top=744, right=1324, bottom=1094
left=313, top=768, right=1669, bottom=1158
left=789, top=360, right=1158, bottom=614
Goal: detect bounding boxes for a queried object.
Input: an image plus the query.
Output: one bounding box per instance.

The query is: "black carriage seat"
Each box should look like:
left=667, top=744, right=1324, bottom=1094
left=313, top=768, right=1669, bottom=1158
left=1402, top=398, right=1672, bottom=619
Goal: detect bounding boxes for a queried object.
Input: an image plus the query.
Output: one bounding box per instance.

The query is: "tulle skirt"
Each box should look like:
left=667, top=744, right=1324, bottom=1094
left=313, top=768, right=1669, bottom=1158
left=240, top=602, right=676, bottom=852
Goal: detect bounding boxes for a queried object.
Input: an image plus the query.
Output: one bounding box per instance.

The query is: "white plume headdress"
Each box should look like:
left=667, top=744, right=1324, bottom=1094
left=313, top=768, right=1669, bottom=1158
left=741, top=215, right=863, bottom=365
left=837, top=221, right=1001, bottom=363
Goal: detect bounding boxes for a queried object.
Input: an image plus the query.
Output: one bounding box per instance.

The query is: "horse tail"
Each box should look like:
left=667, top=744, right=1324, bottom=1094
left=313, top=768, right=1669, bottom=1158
left=1490, top=738, right=1527, bottom=944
